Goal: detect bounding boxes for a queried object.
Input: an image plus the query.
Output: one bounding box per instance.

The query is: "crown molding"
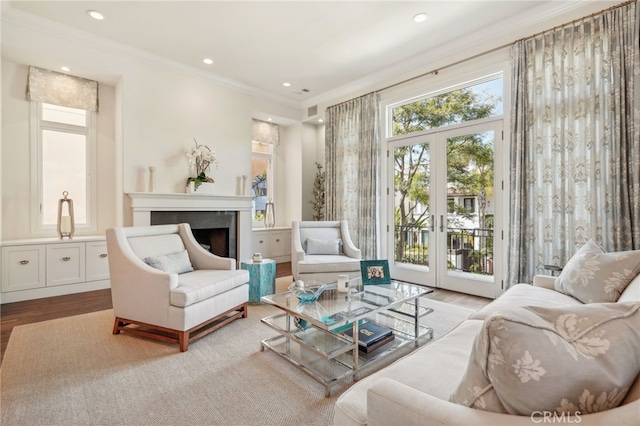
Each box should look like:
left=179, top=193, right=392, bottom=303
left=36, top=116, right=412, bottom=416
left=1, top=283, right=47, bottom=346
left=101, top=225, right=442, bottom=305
left=1, top=6, right=302, bottom=111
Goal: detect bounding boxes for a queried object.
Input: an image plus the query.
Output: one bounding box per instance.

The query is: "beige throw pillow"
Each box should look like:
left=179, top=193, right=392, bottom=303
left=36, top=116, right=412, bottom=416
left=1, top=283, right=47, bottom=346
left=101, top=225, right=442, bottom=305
left=305, top=238, right=341, bottom=255
left=555, top=239, right=640, bottom=303
left=450, top=302, right=640, bottom=416
left=143, top=250, right=194, bottom=274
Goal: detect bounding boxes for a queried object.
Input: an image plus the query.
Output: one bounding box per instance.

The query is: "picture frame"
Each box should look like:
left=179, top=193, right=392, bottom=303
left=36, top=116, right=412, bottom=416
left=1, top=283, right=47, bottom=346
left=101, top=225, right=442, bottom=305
left=360, top=260, right=391, bottom=285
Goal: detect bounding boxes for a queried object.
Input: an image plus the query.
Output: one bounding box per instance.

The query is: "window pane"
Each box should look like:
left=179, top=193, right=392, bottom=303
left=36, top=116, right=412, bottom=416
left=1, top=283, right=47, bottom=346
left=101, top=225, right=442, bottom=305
left=42, top=130, right=86, bottom=225
left=252, top=157, right=269, bottom=220
left=42, top=103, right=87, bottom=126
left=391, top=77, right=503, bottom=136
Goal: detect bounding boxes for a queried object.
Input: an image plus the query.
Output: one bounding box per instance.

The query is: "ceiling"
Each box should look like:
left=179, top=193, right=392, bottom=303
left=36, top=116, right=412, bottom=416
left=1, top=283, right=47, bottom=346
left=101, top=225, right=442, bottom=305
left=1, top=1, right=624, bottom=110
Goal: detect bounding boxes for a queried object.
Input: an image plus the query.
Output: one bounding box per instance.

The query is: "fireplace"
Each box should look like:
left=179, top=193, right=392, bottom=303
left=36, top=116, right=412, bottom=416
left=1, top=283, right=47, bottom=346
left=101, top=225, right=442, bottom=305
left=127, top=192, right=253, bottom=263
left=150, top=211, right=237, bottom=259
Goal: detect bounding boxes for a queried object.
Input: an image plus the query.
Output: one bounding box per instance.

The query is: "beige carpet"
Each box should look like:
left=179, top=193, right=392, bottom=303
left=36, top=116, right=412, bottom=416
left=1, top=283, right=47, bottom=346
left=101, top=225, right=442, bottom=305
left=1, top=288, right=474, bottom=426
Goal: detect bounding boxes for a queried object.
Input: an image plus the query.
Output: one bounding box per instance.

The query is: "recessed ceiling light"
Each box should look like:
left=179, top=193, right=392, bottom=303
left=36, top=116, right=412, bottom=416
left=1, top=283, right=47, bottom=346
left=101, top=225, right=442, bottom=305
left=87, top=10, right=104, bottom=20
left=60, top=66, right=71, bottom=72
left=267, top=118, right=273, bottom=121
left=203, top=58, right=214, bottom=65
left=413, top=13, right=428, bottom=23
left=282, top=82, right=291, bottom=87
left=318, top=119, right=324, bottom=123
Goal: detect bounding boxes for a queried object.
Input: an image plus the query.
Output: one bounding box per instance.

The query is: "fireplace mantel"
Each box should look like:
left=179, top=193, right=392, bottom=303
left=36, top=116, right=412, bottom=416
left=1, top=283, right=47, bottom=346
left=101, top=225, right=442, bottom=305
left=126, top=192, right=254, bottom=262
left=127, top=192, right=253, bottom=213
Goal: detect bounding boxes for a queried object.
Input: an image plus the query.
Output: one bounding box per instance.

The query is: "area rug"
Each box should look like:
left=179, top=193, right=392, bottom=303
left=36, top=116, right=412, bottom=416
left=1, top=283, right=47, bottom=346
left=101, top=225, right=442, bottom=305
left=1, top=298, right=474, bottom=426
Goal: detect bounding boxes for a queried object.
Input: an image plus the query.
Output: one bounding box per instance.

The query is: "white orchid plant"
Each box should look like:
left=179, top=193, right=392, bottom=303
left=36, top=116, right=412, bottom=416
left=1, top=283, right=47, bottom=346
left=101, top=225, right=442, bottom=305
left=186, top=139, right=218, bottom=189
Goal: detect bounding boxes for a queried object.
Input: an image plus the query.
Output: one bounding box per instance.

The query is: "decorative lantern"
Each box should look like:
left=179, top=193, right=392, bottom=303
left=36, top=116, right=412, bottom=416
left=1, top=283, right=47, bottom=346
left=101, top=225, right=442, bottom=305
left=57, top=191, right=75, bottom=239
left=264, top=198, right=275, bottom=228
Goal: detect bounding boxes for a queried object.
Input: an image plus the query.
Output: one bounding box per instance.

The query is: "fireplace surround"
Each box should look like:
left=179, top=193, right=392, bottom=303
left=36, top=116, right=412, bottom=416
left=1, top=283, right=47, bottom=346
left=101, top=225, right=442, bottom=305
left=126, top=192, right=253, bottom=263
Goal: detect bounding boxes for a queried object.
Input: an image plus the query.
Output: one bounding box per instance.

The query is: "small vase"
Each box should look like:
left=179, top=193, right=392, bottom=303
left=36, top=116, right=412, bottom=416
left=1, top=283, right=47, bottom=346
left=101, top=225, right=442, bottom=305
left=148, top=166, right=156, bottom=192
left=198, top=182, right=215, bottom=194
left=186, top=181, right=195, bottom=193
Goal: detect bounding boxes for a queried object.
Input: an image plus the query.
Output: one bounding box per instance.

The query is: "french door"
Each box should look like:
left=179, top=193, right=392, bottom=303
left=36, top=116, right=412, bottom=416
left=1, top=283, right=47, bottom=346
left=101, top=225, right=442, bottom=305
left=387, top=121, right=503, bottom=298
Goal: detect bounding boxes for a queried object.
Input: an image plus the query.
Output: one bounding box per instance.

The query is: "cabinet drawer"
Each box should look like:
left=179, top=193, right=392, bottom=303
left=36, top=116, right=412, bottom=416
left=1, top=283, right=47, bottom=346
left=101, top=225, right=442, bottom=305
left=1, top=246, right=46, bottom=292
left=46, top=244, right=85, bottom=287
left=86, top=242, right=110, bottom=281
left=269, top=232, right=287, bottom=257
left=252, top=233, right=269, bottom=254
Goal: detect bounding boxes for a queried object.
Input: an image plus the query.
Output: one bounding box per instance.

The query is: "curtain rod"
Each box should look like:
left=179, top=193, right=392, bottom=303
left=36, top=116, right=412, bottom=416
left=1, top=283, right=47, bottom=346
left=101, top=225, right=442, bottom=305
left=328, top=0, right=634, bottom=109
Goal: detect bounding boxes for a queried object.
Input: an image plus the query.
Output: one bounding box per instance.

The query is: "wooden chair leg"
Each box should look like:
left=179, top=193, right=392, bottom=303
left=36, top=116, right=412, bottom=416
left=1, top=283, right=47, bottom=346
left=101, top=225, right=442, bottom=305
left=179, top=331, right=189, bottom=352
left=241, top=302, right=248, bottom=318
left=113, top=318, right=122, bottom=335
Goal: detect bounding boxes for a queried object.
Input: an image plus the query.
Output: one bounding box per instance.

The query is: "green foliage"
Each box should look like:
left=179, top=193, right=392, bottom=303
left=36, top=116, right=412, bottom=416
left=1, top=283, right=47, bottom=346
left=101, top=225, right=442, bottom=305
left=310, top=163, right=325, bottom=221
left=186, top=172, right=213, bottom=190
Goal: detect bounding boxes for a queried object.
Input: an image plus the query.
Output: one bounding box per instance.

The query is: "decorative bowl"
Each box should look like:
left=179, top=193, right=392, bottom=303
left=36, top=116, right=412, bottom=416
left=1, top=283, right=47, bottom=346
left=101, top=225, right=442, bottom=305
left=289, top=280, right=328, bottom=303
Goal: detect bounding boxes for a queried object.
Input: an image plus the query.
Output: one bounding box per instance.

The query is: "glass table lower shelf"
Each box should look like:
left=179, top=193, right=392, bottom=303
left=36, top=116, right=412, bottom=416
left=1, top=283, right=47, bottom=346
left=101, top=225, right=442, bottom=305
left=260, top=310, right=433, bottom=397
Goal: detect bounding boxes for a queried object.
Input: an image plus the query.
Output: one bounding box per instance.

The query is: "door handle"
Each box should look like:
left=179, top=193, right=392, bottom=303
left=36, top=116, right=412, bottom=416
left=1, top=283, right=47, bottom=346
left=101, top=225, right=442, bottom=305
left=430, top=215, right=434, bottom=232
left=439, top=215, right=444, bottom=232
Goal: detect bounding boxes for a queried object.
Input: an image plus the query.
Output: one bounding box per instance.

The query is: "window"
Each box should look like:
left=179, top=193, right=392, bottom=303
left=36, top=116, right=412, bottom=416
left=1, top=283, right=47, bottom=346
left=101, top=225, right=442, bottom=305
left=251, top=141, right=274, bottom=223
left=31, top=102, right=96, bottom=232
left=463, top=197, right=475, bottom=212
left=251, top=119, right=279, bottom=224
left=390, top=75, right=503, bottom=137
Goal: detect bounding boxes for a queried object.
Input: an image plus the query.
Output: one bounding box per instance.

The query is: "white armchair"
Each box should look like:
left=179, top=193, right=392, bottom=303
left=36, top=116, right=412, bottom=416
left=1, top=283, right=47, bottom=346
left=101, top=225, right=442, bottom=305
left=291, top=220, right=362, bottom=283
left=105, top=223, right=249, bottom=351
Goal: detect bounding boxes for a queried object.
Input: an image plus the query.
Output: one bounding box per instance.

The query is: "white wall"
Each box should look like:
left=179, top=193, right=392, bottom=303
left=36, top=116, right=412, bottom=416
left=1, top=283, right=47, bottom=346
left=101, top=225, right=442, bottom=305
left=1, top=18, right=314, bottom=241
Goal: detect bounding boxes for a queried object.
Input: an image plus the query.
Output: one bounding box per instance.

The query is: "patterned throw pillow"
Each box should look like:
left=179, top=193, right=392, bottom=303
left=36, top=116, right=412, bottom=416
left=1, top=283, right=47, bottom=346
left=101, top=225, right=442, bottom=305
left=449, top=302, right=640, bottom=416
left=305, top=238, right=340, bottom=255
left=143, top=250, right=194, bottom=274
left=555, top=239, right=640, bottom=303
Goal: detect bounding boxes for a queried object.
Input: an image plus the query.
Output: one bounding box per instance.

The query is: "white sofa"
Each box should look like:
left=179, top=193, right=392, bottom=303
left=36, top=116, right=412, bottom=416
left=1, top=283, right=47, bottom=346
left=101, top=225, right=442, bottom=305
left=334, top=274, right=640, bottom=426
left=106, top=223, right=249, bottom=351
left=292, top=220, right=362, bottom=283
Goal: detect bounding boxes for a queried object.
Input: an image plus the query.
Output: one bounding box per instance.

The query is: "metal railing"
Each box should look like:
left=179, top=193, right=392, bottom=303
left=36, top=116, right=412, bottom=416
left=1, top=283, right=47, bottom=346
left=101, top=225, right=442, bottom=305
left=394, top=225, right=494, bottom=276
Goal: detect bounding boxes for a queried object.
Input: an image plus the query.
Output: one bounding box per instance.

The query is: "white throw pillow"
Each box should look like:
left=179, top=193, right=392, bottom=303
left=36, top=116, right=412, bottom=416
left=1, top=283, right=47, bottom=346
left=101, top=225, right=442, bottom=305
left=144, top=250, right=194, bottom=274
left=555, top=239, right=640, bottom=303
left=450, top=302, right=640, bottom=416
left=305, top=237, right=340, bottom=255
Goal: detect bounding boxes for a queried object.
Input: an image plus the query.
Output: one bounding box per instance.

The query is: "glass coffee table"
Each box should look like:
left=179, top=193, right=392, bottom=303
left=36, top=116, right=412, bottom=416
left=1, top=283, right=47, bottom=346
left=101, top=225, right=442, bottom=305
left=260, top=278, right=433, bottom=396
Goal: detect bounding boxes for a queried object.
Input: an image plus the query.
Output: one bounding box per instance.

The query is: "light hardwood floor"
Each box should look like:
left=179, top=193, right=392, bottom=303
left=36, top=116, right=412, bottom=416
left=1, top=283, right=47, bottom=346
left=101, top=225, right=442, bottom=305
left=0, top=262, right=490, bottom=365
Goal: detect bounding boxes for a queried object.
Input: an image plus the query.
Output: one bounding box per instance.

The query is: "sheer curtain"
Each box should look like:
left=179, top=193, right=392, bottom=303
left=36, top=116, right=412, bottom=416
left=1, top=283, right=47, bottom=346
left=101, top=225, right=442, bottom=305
left=508, top=1, right=640, bottom=287
left=325, top=93, right=380, bottom=259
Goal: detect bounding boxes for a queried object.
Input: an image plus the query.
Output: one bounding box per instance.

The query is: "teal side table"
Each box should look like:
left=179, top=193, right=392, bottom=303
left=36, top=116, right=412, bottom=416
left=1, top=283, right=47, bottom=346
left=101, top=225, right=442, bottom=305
left=241, top=259, right=276, bottom=303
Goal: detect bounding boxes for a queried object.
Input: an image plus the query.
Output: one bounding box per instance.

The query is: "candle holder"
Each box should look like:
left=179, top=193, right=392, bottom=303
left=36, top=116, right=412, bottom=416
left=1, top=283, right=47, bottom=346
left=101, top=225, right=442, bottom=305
left=264, top=198, right=275, bottom=228
left=57, top=191, right=75, bottom=239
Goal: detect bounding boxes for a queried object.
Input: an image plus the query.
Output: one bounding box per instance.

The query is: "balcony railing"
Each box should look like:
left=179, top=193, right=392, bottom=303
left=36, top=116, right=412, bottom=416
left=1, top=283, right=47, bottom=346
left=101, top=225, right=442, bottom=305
left=394, top=225, right=494, bottom=276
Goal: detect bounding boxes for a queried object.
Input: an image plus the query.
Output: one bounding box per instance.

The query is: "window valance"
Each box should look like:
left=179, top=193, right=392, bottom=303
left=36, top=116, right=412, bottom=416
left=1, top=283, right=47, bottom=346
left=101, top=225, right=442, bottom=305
left=251, top=119, right=279, bottom=145
left=27, top=66, right=99, bottom=112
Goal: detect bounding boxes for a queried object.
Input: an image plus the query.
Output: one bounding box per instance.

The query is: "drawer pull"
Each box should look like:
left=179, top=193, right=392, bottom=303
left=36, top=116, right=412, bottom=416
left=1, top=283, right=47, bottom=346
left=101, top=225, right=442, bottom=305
left=259, top=240, right=264, bottom=244
left=19, top=260, right=29, bottom=265
left=62, top=256, right=71, bottom=261
left=100, top=253, right=108, bottom=258
left=276, top=239, right=280, bottom=242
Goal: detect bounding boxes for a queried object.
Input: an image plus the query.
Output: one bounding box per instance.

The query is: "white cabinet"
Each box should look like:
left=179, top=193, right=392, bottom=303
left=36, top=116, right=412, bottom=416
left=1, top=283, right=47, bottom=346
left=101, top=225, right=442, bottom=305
left=46, top=243, right=85, bottom=287
left=86, top=241, right=110, bottom=281
left=1, top=245, right=46, bottom=292
left=0, top=237, right=110, bottom=303
left=251, top=228, right=291, bottom=263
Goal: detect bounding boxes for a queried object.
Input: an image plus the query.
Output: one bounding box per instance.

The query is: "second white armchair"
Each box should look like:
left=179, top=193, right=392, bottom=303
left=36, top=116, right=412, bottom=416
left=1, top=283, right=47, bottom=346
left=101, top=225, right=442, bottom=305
left=291, top=220, right=361, bottom=283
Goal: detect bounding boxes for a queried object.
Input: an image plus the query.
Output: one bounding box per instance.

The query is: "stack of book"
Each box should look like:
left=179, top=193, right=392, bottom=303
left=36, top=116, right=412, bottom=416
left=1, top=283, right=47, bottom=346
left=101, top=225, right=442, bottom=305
left=344, top=322, right=394, bottom=353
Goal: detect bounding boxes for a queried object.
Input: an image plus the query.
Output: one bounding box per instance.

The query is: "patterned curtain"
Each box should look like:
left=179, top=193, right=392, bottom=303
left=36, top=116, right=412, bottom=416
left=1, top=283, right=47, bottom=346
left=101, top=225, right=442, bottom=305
left=508, top=1, right=640, bottom=287
left=325, top=93, right=380, bottom=259
left=27, top=66, right=99, bottom=112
